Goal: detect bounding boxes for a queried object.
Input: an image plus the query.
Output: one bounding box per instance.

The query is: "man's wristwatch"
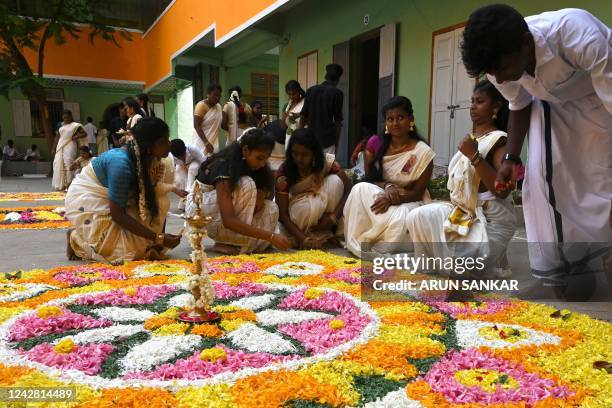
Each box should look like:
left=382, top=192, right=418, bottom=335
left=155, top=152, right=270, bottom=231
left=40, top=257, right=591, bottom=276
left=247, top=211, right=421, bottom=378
left=503, top=153, right=522, bottom=165
left=154, top=233, right=164, bottom=246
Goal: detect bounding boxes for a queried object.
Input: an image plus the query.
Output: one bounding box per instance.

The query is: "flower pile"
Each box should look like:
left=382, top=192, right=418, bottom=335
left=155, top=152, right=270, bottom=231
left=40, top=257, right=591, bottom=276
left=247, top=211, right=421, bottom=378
left=0, top=206, right=70, bottom=230
left=0, top=251, right=609, bottom=407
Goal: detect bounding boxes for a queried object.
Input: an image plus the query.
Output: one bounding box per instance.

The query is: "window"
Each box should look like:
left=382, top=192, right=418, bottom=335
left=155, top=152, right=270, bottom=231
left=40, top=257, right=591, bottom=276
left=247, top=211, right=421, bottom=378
left=250, top=72, right=279, bottom=115
left=297, top=51, right=318, bottom=90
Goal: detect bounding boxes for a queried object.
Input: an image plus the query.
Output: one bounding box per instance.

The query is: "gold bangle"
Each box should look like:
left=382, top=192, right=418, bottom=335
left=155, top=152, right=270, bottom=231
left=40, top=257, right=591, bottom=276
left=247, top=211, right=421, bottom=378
left=471, top=153, right=483, bottom=166
left=269, top=232, right=275, bottom=242
left=329, top=213, right=338, bottom=225
left=154, top=233, right=164, bottom=246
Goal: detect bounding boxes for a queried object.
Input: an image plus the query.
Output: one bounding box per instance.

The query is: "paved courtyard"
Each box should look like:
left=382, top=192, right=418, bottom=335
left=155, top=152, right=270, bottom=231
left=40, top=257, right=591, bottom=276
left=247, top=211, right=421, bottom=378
left=1, top=176, right=610, bottom=321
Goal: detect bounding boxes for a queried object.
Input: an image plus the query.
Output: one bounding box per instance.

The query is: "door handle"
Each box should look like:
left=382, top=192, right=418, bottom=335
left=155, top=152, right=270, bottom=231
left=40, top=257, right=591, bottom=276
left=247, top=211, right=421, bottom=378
left=447, top=104, right=460, bottom=119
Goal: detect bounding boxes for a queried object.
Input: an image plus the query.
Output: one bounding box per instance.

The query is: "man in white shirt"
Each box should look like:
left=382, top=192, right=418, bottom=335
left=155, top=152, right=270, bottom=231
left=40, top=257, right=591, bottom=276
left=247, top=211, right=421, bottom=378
left=462, top=5, right=611, bottom=297
left=170, top=139, right=206, bottom=210
left=24, top=144, right=41, bottom=161
left=2, top=140, right=21, bottom=160
left=83, top=117, right=98, bottom=156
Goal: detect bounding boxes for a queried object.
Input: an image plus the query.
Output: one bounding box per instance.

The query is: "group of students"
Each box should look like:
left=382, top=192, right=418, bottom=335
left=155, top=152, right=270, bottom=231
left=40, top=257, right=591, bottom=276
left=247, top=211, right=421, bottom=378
left=64, top=77, right=517, bottom=281
left=63, top=5, right=610, bottom=295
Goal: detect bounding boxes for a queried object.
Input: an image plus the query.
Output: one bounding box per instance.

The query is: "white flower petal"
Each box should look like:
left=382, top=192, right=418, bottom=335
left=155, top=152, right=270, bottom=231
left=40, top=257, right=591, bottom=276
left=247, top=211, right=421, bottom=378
left=256, top=309, right=332, bottom=326
left=230, top=294, right=276, bottom=311
left=363, top=389, right=424, bottom=408
left=91, top=307, right=155, bottom=322
left=167, top=293, right=194, bottom=308
left=226, top=323, right=296, bottom=354
left=53, top=324, right=144, bottom=345
left=455, top=319, right=561, bottom=349
left=0, top=283, right=57, bottom=303
left=263, top=262, right=324, bottom=277
left=3, top=212, right=21, bottom=222
left=120, top=335, right=201, bottom=374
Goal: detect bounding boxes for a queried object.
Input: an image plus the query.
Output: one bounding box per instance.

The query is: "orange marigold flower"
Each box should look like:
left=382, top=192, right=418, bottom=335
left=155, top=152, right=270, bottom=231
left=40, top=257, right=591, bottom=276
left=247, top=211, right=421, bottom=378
left=191, top=324, right=224, bottom=338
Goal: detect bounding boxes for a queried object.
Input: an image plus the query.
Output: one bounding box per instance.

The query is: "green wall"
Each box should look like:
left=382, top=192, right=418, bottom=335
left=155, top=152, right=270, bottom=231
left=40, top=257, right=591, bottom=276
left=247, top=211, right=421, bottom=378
left=224, top=53, right=279, bottom=100
left=0, top=85, right=140, bottom=157
left=279, top=0, right=612, bottom=139
left=0, top=84, right=180, bottom=158
left=164, top=92, right=179, bottom=139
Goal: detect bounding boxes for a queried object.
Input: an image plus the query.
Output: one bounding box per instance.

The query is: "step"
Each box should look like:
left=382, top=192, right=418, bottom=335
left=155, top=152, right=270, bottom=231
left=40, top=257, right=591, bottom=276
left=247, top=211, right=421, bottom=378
left=1, top=161, right=52, bottom=176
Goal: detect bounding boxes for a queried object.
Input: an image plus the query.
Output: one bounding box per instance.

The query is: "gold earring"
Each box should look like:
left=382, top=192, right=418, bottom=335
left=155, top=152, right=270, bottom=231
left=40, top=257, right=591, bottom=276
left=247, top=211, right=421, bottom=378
left=409, top=122, right=415, bottom=132
left=492, top=111, right=498, bottom=120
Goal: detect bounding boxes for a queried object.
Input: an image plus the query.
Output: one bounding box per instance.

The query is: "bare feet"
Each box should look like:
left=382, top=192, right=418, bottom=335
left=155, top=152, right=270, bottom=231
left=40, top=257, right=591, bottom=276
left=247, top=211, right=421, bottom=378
left=211, top=243, right=240, bottom=255
left=66, top=230, right=80, bottom=261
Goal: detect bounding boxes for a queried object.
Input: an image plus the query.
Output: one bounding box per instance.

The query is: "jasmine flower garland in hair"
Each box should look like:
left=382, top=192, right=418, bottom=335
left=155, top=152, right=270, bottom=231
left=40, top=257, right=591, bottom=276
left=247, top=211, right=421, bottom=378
left=128, top=138, right=149, bottom=222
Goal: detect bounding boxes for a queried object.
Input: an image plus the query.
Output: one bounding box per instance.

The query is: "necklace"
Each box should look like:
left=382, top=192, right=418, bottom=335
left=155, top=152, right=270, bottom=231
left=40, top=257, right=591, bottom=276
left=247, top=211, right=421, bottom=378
left=471, top=128, right=497, bottom=140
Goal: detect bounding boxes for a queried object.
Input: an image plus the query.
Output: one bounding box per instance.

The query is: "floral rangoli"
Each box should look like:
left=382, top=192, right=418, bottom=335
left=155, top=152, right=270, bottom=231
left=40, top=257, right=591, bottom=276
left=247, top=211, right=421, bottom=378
left=0, top=192, right=66, bottom=202
left=0, top=206, right=70, bottom=230
left=0, top=252, right=610, bottom=407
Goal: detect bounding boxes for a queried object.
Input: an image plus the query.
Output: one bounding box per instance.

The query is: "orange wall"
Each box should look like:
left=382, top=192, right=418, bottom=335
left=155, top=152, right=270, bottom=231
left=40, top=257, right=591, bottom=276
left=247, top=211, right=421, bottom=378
left=23, top=28, right=145, bottom=83
left=21, top=0, right=285, bottom=88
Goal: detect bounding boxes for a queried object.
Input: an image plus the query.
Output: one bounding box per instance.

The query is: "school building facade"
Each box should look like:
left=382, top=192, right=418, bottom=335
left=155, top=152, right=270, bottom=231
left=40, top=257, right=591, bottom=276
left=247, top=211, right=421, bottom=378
left=2, top=0, right=610, bottom=165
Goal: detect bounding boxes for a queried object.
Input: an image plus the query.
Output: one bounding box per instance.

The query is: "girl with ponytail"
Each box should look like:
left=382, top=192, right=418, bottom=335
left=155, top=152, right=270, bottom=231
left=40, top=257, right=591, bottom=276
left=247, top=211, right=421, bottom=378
left=65, top=117, right=184, bottom=263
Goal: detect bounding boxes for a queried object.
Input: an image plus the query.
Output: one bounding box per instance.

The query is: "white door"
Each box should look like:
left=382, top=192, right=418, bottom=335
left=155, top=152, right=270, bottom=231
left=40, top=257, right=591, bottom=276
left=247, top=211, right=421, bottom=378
left=63, top=102, right=80, bottom=122
left=430, top=31, right=454, bottom=166
left=451, top=28, right=473, bottom=155
left=430, top=27, right=474, bottom=166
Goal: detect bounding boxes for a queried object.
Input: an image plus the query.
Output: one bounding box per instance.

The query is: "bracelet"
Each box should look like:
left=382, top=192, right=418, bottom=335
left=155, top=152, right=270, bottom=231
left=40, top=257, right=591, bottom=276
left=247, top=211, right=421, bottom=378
left=471, top=153, right=483, bottom=166
left=470, top=151, right=480, bottom=162
left=269, top=232, right=275, bottom=242
left=154, top=233, right=164, bottom=246
left=503, top=153, right=522, bottom=165
left=384, top=182, right=394, bottom=190
left=328, top=213, right=338, bottom=225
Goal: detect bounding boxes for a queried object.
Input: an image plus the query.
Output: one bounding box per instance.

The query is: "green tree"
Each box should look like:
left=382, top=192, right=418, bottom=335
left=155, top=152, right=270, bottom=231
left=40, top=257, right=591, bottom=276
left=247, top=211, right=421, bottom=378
left=0, top=0, right=131, bottom=159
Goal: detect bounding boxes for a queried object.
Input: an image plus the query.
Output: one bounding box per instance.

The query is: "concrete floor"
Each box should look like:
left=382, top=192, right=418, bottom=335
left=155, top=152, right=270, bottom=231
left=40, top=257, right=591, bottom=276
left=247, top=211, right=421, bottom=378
left=1, top=176, right=610, bottom=320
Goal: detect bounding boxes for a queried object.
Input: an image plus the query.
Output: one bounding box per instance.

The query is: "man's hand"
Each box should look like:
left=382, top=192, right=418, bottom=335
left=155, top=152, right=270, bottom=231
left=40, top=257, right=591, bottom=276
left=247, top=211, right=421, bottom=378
left=205, top=142, right=214, bottom=155
left=495, top=161, right=517, bottom=192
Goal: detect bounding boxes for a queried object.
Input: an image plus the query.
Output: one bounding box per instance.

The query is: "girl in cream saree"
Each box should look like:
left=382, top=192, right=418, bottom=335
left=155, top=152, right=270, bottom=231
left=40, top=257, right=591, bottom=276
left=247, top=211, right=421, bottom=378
left=406, top=80, right=516, bottom=277
left=276, top=128, right=351, bottom=249
left=66, top=118, right=183, bottom=263
left=52, top=110, right=87, bottom=191
left=344, top=97, right=434, bottom=257
left=185, top=128, right=291, bottom=255
left=193, top=83, right=224, bottom=155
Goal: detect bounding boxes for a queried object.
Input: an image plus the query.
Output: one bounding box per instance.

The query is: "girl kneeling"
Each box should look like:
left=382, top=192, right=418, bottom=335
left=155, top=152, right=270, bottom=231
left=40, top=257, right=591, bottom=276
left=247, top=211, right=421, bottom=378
left=186, top=128, right=290, bottom=254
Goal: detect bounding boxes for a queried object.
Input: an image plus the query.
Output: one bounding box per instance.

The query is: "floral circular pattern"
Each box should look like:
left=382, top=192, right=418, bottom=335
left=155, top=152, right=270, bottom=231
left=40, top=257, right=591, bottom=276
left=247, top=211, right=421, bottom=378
left=0, top=252, right=609, bottom=407
left=0, top=282, right=378, bottom=388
